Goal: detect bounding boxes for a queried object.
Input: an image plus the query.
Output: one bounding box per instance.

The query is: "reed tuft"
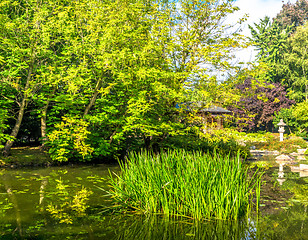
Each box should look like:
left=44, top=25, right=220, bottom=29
left=110, top=149, right=261, bottom=220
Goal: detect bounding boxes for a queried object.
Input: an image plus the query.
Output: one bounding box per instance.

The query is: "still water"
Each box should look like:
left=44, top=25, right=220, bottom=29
left=0, top=157, right=307, bottom=239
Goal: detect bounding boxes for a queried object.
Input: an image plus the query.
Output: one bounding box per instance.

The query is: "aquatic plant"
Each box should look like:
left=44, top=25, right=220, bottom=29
left=110, top=149, right=261, bottom=220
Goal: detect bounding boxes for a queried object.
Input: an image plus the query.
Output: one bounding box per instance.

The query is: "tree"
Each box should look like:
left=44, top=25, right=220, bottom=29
left=292, top=102, right=308, bottom=133
left=283, top=22, right=308, bottom=102
left=274, top=0, right=308, bottom=32
left=228, top=78, right=295, bottom=132
left=45, top=0, right=248, bottom=160
left=274, top=102, right=308, bottom=136
left=1, top=0, right=247, bottom=160
left=249, top=17, right=292, bottom=64
left=249, top=2, right=308, bottom=103
left=0, top=0, right=56, bottom=155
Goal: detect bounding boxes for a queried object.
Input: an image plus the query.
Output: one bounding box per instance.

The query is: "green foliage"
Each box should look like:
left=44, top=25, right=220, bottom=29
left=0, top=0, right=248, bottom=160
left=159, top=129, right=251, bottom=159
left=46, top=116, right=94, bottom=162
left=249, top=12, right=308, bottom=104
left=291, top=102, right=308, bottom=135
left=274, top=108, right=298, bottom=134
left=249, top=17, right=292, bottom=64
left=0, top=108, right=12, bottom=149
left=283, top=22, right=308, bottom=102
left=110, top=149, right=262, bottom=220
left=252, top=134, right=307, bottom=154
left=274, top=102, right=308, bottom=137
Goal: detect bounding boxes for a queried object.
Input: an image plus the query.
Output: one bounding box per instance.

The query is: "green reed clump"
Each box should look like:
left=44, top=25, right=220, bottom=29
left=110, top=149, right=261, bottom=220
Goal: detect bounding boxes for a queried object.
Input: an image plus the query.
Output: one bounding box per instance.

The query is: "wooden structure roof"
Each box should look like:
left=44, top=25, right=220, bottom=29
left=177, top=102, right=231, bottom=114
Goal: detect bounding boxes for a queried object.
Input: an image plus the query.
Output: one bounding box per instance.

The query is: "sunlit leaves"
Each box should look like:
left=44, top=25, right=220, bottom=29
left=47, top=116, right=94, bottom=162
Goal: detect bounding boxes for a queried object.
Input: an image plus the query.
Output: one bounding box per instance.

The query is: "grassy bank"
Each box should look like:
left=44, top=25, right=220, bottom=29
left=110, top=149, right=261, bottom=220
left=0, top=147, right=52, bottom=167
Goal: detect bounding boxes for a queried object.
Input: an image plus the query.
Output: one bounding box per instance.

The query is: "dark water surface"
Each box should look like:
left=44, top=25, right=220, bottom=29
left=0, top=157, right=307, bottom=240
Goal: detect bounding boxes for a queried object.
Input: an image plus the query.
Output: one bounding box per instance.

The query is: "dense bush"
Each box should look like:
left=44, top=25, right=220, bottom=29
left=274, top=103, right=308, bottom=138
left=159, top=132, right=250, bottom=159
left=46, top=116, right=94, bottom=162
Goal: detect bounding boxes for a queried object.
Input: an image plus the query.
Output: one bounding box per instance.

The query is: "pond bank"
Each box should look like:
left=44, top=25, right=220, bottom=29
left=0, top=147, right=118, bottom=168
left=0, top=147, right=52, bottom=168
left=2, top=147, right=307, bottom=168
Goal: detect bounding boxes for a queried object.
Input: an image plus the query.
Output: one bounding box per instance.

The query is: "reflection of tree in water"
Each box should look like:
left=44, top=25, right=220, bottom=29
left=0, top=172, right=23, bottom=237
left=250, top=160, right=308, bottom=240
left=0, top=169, right=95, bottom=239
left=255, top=203, right=308, bottom=240
left=0, top=165, right=306, bottom=240
left=111, top=216, right=256, bottom=240
left=273, top=162, right=308, bottom=205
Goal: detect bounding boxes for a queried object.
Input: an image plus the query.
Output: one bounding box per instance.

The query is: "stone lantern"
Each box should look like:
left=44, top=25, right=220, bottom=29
left=277, top=119, right=286, bottom=142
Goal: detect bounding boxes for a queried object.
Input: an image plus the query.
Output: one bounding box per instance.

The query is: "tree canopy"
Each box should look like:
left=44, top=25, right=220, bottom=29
left=0, top=0, right=246, bottom=160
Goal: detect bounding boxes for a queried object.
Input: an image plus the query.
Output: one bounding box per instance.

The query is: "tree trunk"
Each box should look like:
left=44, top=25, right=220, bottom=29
left=83, top=79, right=102, bottom=118
left=144, top=136, right=153, bottom=151
left=40, top=87, right=56, bottom=148
left=40, top=114, right=47, bottom=147
left=3, top=63, right=33, bottom=156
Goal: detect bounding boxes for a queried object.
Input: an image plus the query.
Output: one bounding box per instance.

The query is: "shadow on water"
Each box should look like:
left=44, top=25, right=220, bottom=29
left=0, top=160, right=307, bottom=240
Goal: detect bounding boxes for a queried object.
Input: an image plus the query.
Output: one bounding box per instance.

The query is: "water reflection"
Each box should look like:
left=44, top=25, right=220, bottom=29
left=275, top=154, right=308, bottom=185
left=277, top=163, right=286, bottom=185
left=291, top=164, right=308, bottom=178
left=250, top=153, right=308, bottom=185
left=0, top=165, right=117, bottom=239
left=0, top=163, right=307, bottom=239
left=112, top=216, right=255, bottom=240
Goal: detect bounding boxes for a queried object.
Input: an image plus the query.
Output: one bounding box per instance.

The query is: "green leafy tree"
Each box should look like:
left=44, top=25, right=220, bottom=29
left=0, top=0, right=66, bottom=155
left=1, top=0, right=248, bottom=160
left=249, top=17, right=292, bottom=64
left=274, top=0, right=308, bottom=32
left=249, top=4, right=308, bottom=104
left=283, top=22, right=308, bottom=102
left=248, top=17, right=292, bottom=85
left=46, top=0, right=247, bottom=160
left=292, top=102, right=308, bottom=131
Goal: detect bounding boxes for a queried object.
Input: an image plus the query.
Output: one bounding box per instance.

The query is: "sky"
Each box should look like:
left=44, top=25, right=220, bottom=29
left=231, top=0, right=298, bottom=62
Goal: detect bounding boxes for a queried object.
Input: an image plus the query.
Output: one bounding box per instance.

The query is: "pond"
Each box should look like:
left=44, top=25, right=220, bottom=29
left=0, top=157, right=307, bottom=239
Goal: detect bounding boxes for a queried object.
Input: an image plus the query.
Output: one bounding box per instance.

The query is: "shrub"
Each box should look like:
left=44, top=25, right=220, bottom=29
left=159, top=132, right=250, bottom=159
left=251, top=134, right=307, bottom=153
left=0, top=109, right=12, bottom=149
left=46, top=116, right=94, bottom=162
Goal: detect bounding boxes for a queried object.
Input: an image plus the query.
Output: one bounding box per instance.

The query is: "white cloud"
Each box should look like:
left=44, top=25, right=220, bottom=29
left=234, top=0, right=297, bottom=35
left=229, top=0, right=298, bottom=63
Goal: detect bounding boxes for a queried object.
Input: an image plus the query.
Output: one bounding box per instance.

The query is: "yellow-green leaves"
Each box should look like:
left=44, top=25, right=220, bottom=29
left=1, top=0, right=250, bottom=159
left=47, top=116, right=94, bottom=162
